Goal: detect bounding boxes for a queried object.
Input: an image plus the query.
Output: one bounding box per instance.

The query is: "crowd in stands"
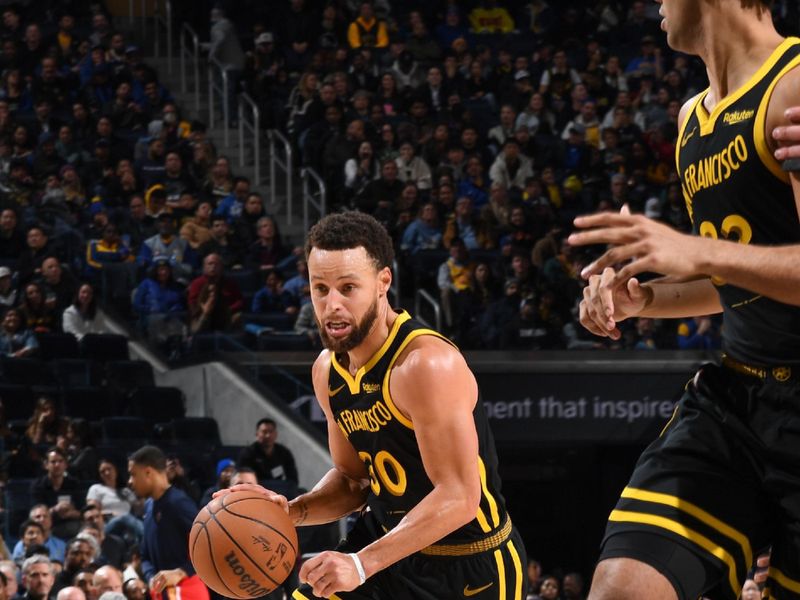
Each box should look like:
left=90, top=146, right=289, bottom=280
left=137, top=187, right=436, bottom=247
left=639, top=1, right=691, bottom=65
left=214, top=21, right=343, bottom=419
left=6, top=0, right=793, bottom=357
left=229, top=0, right=798, bottom=351
left=0, top=2, right=790, bottom=597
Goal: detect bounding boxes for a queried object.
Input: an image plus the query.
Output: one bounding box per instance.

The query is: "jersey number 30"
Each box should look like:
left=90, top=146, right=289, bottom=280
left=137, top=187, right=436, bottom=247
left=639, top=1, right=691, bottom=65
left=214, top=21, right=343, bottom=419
left=359, top=450, right=407, bottom=496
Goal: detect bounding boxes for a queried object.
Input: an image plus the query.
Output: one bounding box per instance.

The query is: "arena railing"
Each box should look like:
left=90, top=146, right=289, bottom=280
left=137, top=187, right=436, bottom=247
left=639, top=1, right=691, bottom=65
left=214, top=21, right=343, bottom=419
left=415, top=288, right=442, bottom=332
left=300, top=167, right=326, bottom=233
left=238, top=93, right=262, bottom=185
left=268, top=129, right=293, bottom=223
left=208, top=56, right=230, bottom=147
left=129, top=0, right=148, bottom=36
left=153, top=0, right=173, bottom=74
left=180, top=23, right=200, bottom=115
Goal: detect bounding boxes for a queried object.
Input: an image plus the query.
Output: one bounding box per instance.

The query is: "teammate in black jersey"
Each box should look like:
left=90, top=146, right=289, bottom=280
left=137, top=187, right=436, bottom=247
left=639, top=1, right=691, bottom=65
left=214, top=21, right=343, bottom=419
left=569, top=1, right=800, bottom=599
left=220, top=211, right=526, bottom=600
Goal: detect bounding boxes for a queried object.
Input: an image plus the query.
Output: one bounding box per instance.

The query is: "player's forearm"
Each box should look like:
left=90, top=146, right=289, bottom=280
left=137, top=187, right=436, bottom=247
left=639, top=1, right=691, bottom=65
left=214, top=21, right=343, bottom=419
left=639, top=278, right=723, bottom=319
left=698, top=241, right=800, bottom=306
left=287, top=468, right=367, bottom=527
left=357, top=483, right=478, bottom=579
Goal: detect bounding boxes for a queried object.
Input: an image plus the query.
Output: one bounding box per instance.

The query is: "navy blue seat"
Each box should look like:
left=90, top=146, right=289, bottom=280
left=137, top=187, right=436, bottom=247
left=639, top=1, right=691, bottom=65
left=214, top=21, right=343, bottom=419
left=170, top=417, right=221, bottom=447
left=100, top=416, right=150, bottom=446
left=257, top=333, right=312, bottom=351
left=63, top=386, right=115, bottom=420
left=127, top=386, right=185, bottom=421
left=1, top=357, right=56, bottom=386
left=80, top=334, right=129, bottom=362
left=0, top=384, right=34, bottom=420
left=36, top=333, right=80, bottom=361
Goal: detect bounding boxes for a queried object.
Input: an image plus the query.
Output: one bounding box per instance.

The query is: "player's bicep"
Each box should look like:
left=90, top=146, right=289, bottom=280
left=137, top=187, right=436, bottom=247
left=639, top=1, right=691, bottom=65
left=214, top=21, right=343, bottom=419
left=764, top=65, right=800, bottom=219
left=393, top=343, right=481, bottom=493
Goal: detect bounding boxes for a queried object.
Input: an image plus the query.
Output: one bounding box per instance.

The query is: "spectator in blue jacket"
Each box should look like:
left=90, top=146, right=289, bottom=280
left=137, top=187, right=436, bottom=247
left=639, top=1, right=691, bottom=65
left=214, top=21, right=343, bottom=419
left=214, top=176, right=250, bottom=223
left=0, top=308, right=38, bottom=357
left=133, top=257, right=186, bottom=350
left=251, top=269, right=298, bottom=316
left=138, top=213, right=196, bottom=284
left=400, top=202, right=443, bottom=255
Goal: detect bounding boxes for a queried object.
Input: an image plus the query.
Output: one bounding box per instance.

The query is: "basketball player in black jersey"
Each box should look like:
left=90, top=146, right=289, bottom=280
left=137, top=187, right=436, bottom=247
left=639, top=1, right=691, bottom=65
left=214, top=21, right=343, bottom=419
left=569, top=1, right=800, bottom=599
left=220, top=211, right=526, bottom=600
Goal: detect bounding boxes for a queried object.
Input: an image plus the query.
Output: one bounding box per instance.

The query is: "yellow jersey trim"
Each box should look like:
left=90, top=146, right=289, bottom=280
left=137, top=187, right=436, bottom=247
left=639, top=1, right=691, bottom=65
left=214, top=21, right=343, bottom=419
left=380, top=326, right=453, bottom=430
left=695, top=37, right=800, bottom=136
left=769, top=567, right=800, bottom=594
left=675, top=92, right=707, bottom=171
left=493, top=548, right=506, bottom=600
left=331, top=311, right=411, bottom=395
left=507, top=540, right=523, bottom=600
left=609, top=509, right=741, bottom=595
left=658, top=405, right=679, bottom=437
left=291, top=592, right=310, bottom=600
left=478, top=458, right=501, bottom=528
left=620, top=486, right=752, bottom=569
left=754, top=53, right=800, bottom=184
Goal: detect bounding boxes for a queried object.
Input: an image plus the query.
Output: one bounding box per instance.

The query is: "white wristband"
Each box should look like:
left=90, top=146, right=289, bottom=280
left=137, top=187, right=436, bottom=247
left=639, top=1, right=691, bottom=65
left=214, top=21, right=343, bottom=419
left=349, top=553, right=367, bottom=585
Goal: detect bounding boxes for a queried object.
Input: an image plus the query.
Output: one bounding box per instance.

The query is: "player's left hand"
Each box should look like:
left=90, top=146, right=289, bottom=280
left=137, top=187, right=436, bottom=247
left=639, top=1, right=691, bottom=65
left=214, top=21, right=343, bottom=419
left=299, top=551, right=363, bottom=597
left=569, top=209, right=707, bottom=284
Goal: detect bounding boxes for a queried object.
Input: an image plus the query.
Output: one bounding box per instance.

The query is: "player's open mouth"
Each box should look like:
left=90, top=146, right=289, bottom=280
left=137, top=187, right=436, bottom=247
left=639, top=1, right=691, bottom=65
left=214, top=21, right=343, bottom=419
left=326, top=321, right=352, bottom=337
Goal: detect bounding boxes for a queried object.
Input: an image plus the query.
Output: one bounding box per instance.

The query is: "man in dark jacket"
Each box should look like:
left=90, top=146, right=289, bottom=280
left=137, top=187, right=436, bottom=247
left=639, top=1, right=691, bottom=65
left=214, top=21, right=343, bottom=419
left=237, top=418, right=298, bottom=485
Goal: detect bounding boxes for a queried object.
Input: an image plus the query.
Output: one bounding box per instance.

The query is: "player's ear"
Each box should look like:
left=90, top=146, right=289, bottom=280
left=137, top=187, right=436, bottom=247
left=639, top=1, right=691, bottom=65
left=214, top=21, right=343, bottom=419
left=378, top=266, right=392, bottom=296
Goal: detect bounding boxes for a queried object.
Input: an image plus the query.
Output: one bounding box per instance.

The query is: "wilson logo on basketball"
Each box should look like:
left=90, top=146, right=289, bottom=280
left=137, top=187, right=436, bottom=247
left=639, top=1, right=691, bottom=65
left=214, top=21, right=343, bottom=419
left=266, top=542, right=290, bottom=572
left=224, top=551, right=271, bottom=597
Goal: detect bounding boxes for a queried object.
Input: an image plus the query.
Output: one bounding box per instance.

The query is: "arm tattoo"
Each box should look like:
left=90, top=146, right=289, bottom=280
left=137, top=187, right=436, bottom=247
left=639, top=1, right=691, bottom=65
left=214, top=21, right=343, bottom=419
left=295, top=499, right=309, bottom=525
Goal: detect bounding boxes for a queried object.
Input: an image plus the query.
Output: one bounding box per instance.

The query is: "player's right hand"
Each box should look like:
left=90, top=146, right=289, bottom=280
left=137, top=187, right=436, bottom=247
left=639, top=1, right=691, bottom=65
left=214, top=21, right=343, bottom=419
left=212, top=483, right=289, bottom=513
left=579, top=267, right=651, bottom=340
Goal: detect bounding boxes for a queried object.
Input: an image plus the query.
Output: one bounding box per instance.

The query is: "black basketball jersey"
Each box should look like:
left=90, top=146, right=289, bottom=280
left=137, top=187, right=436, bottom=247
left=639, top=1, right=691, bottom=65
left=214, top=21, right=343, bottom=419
left=676, top=37, right=800, bottom=365
left=327, top=311, right=509, bottom=546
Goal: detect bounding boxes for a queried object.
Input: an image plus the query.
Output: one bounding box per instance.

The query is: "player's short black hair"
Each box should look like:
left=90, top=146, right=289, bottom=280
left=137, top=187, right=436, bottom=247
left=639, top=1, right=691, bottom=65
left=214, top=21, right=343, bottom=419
left=129, top=445, right=167, bottom=471
left=305, top=211, right=395, bottom=271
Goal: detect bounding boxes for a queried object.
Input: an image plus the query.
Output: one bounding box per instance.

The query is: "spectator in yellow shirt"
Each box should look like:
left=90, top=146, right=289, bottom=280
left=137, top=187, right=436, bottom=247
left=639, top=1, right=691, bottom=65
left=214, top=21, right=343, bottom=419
left=347, top=2, right=388, bottom=49
left=468, top=1, right=515, bottom=34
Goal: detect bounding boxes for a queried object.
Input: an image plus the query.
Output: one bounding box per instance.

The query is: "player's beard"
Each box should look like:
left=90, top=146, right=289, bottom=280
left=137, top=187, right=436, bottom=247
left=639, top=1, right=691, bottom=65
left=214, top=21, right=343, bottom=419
left=317, top=297, right=379, bottom=354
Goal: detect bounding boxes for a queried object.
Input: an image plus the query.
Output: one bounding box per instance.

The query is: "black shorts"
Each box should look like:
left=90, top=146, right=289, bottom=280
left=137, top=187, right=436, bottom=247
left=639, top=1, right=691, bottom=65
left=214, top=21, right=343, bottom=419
left=292, top=510, right=528, bottom=600
left=598, top=363, right=800, bottom=600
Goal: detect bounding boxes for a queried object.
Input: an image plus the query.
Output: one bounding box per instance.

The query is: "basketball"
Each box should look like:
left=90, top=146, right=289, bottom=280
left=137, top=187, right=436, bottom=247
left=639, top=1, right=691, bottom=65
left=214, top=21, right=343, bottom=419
left=189, top=491, right=298, bottom=599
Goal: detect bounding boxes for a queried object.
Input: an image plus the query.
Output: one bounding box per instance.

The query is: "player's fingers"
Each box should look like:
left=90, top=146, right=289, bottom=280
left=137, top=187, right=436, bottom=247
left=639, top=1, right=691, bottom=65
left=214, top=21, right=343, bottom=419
left=614, top=258, right=649, bottom=287
left=782, top=106, right=800, bottom=123
left=298, top=556, right=321, bottom=582
left=585, top=277, right=610, bottom=335
left=772, top=124, right=800, bottom=142
left=581, top=244, right=636, bottom=279
left=579, top=295, right=608, bottom=338
left=572, top=212, right=637, bottom=229
left=568, top=227, right=635, bottom=248
left=756, top=554, right=770, bottom=568
left=774, top=144, right=800, bottom=161
left=598, top=267, right=617, bottom=322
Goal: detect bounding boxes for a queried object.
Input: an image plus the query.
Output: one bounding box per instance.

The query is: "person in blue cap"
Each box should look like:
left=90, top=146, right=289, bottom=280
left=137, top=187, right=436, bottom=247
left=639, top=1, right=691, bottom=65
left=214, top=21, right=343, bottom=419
left=198, top=458, right=235, bottom=507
